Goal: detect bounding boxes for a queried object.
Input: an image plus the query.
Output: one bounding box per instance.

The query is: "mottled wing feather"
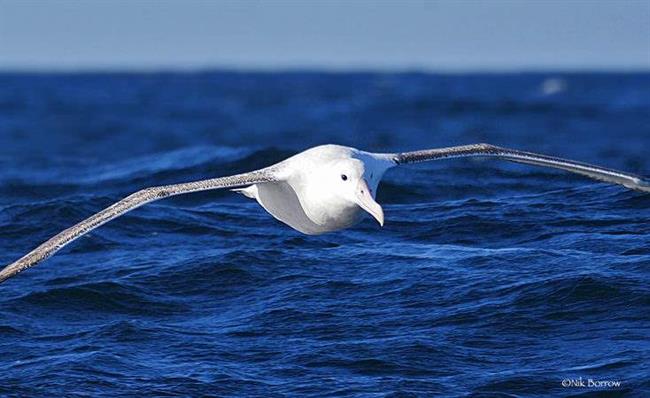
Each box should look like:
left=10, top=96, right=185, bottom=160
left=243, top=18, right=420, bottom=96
left=0, top=168, right=277, bottom=284
left=393, top=143, right=650, bottom=193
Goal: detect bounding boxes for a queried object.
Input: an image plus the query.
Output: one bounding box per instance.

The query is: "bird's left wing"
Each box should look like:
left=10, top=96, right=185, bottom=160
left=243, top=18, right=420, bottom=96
left=389, top=143, right=650, bottom=193
left=0, top=168, right=278, bottom=284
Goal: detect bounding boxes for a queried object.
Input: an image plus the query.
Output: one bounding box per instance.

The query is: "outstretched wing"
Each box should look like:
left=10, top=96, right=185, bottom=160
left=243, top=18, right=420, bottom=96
left=391, top=143, right=650, bottom=193
left=0, top=168, right=278, bottom=284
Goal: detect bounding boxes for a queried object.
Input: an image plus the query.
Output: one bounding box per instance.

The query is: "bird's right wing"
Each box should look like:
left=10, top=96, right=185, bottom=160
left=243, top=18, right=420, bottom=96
left=391, top=143, right=650, bottom=193
left=0, top=167, right=278, bottom=284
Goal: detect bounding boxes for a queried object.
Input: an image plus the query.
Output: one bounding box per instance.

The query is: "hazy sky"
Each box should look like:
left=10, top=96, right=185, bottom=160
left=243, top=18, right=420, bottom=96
left=1, top=0, right=648, bottom=71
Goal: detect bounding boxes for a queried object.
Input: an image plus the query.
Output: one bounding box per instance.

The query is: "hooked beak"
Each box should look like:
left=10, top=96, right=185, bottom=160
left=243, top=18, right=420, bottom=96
left=354, top=179, right=384, bottom=226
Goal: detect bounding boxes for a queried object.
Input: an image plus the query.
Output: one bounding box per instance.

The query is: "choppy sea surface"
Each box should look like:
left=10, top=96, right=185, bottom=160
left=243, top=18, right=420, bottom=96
left=0, top=72, right=648, bottom=397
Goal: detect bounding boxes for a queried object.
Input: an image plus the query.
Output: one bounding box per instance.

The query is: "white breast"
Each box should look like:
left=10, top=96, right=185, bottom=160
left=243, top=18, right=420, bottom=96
left=242, top=182, right=363, bottom=235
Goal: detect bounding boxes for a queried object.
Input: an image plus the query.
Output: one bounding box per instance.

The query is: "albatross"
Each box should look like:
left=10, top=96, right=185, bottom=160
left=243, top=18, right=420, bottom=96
left=1, top=143, right=648, bottom=284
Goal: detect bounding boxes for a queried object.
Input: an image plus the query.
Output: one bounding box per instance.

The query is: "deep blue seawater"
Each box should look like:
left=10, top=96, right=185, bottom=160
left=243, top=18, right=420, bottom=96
left=0, top=72, right=649, bottom=397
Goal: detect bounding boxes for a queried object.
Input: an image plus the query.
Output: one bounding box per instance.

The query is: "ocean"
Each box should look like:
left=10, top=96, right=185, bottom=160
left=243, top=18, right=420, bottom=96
left=0, top=72, right=648, bottom=397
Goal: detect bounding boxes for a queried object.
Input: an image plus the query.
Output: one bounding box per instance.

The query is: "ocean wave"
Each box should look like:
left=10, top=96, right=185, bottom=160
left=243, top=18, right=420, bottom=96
left=1, top=72, right=648, bottom=397
left=0, top=146, right=291, bottom=187
left=9, top=281, right=189, bottom=315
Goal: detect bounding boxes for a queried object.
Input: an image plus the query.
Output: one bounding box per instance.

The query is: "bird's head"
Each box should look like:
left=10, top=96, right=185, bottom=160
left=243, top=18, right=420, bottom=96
left=327, top=157, right=385, bottom=226
left=291, top=144, right=395, bottom=228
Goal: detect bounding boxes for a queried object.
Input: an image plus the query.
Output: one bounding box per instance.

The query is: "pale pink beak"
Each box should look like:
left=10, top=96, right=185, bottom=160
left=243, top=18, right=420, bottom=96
left=354, top=179, right=384, bottom=226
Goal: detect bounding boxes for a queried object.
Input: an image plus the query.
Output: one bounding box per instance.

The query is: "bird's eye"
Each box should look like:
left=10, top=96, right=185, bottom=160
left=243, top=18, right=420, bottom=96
left=341, top=174, right=348, bottom=181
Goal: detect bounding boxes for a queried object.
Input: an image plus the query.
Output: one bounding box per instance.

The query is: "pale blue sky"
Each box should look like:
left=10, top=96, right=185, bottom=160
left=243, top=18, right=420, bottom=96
left=1, top=0, right=648, bottom=71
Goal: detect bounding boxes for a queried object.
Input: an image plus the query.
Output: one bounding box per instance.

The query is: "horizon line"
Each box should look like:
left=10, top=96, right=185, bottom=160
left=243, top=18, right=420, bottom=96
left=1, top=65, right=649, bottom=75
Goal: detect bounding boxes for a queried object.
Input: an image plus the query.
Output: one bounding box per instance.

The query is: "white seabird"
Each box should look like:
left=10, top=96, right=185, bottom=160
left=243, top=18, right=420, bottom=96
left=1, top=143, right=648, bottom=283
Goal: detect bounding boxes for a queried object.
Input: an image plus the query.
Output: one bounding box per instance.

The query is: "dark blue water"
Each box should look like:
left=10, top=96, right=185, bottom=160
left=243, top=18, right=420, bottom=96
left=0, top=72, right=649, bottom=397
